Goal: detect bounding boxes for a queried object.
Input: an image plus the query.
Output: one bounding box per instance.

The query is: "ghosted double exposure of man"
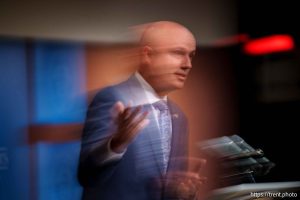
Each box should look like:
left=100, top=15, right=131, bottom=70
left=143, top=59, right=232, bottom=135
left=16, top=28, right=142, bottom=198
left=78, top=21, right=205, bottom=200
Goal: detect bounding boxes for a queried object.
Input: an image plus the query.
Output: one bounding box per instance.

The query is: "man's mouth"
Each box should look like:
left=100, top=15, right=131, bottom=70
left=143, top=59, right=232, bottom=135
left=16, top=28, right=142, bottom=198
left=174, top=72, right=188, bottom=79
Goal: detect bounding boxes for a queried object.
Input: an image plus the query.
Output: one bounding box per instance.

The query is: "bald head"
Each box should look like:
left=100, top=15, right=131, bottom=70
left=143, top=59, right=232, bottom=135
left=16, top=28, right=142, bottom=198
left=138, top=21, right=196, bottom=96
left=140, top=21, right=196, bottom=48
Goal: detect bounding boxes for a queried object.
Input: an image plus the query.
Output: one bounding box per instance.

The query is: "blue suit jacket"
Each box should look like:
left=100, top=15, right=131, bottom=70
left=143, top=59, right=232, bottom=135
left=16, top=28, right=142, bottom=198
left=78, top=75, right=189, bottom=200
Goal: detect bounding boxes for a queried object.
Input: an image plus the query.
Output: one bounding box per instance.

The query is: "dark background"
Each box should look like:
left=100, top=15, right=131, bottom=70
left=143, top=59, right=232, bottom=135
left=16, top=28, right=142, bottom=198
left=236, top=0, right=300, bottom=182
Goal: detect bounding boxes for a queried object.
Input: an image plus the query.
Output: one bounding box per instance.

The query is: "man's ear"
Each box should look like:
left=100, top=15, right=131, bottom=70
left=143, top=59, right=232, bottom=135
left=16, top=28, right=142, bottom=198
left=141, top=46, right=153, bottom=64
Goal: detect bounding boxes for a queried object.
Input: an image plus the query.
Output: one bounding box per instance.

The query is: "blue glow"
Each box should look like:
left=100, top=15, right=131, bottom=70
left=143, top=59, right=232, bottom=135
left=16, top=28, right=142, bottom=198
left=0, top=39, right=30, bottom=200
left=34, top=42, right=87, bottom=124
left=37, top=141, right=82, bottom=200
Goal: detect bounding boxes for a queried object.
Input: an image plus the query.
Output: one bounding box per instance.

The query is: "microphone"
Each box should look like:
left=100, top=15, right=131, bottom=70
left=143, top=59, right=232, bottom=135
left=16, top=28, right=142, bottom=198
left=221, top=148, right=264, bottom=160
left=198, top=135, right=275, bottom=185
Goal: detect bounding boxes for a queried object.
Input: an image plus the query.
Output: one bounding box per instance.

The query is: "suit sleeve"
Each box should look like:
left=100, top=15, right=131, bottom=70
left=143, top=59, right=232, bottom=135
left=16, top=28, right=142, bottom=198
left=77, top=87, right=123, bottom=187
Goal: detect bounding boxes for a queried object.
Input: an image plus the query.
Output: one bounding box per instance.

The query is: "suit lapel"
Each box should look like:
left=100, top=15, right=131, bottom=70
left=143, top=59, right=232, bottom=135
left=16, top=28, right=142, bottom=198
left=142, top=109, right=165, bottom=176
left=122, top=76, right=164, bottom=176
left=121, top=76, right=188, bottom=175
left=167, top=101, right=187, bottom=172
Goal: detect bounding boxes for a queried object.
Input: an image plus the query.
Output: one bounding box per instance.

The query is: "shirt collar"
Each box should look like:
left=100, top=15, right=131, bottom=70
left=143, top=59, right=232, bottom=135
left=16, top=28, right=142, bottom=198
left=135, top=72, right=167, bottom=104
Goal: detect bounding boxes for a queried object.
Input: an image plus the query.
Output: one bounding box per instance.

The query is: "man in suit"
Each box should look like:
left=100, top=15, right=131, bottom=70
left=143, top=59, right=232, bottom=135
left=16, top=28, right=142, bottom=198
left=78, top=21, right=205, bottom=200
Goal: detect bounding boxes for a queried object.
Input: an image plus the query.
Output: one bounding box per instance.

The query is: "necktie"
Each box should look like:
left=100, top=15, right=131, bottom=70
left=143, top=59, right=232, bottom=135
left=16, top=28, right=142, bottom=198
left=152, top=100, right=172, bottom=173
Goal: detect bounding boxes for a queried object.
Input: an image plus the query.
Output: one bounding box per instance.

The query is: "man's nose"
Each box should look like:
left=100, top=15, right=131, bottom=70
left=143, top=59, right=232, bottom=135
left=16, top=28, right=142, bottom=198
left=182, top=56, right=192, bottom=69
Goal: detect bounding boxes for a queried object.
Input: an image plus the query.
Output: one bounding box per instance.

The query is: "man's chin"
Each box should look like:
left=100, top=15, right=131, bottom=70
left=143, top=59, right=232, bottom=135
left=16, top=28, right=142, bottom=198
left=173, top=82, right=185, bottom=89
left=159, top=82, right=185, bottom=94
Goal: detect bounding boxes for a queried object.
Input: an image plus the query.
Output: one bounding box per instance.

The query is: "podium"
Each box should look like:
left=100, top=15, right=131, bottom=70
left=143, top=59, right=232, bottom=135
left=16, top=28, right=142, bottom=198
left=196, top=135, right=300, bottom=199
left=198, top=135, right=275, bottom=186
left=206, top=181, right=300, bottom=200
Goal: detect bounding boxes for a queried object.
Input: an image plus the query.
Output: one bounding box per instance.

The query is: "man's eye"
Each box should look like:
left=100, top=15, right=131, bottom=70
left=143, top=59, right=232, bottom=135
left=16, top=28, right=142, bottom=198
left=172, top=50, right=185, bottom=55
left=189, top=52, right=195, bottom=59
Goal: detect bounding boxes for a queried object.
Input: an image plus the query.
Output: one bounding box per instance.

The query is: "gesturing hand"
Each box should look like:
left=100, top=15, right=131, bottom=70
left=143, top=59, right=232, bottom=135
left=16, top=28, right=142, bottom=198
left=110, top=101, right=149, bottom=153
left=163, top=158, right=207, bottom=200
left=164, top=171, right=207, bottom=200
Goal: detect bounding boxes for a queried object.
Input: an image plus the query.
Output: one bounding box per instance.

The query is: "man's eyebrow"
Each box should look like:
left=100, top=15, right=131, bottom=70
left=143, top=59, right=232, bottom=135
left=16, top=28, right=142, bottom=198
left=171, top=47, right=195, bottom=52
left=172, top=47, right=187, bottom=51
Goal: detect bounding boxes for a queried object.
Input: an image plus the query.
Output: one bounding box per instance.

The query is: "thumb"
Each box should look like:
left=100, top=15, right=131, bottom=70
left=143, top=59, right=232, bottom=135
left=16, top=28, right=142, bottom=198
left=110, top=101, right=125, bottom=118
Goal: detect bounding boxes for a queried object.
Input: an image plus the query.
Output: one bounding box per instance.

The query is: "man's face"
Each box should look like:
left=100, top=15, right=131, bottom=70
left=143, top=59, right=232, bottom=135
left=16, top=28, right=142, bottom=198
left=140, top=28, right=196, bottom=96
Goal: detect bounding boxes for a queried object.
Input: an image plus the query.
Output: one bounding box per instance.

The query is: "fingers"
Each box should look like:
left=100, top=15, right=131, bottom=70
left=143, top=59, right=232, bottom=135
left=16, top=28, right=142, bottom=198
left=126, top=105, right=142, bottom=122
left=167, top=171, right=207, bottom=192
left=120, top=105, right=141, bottom=123
left=183, top=157, right=207, bottom=176
left=111, top=102, right=150, bottom=151
left=126, top=111, right=149, bottom=138
left=119, top=107, right=149, bottom=140
left=170, top=171, right=206, bottom=183
left=111, top=101, right=139, bottom=123
left=166, top=173, right=206, bottom=199
left=111, top=101, right=125, bottom=118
